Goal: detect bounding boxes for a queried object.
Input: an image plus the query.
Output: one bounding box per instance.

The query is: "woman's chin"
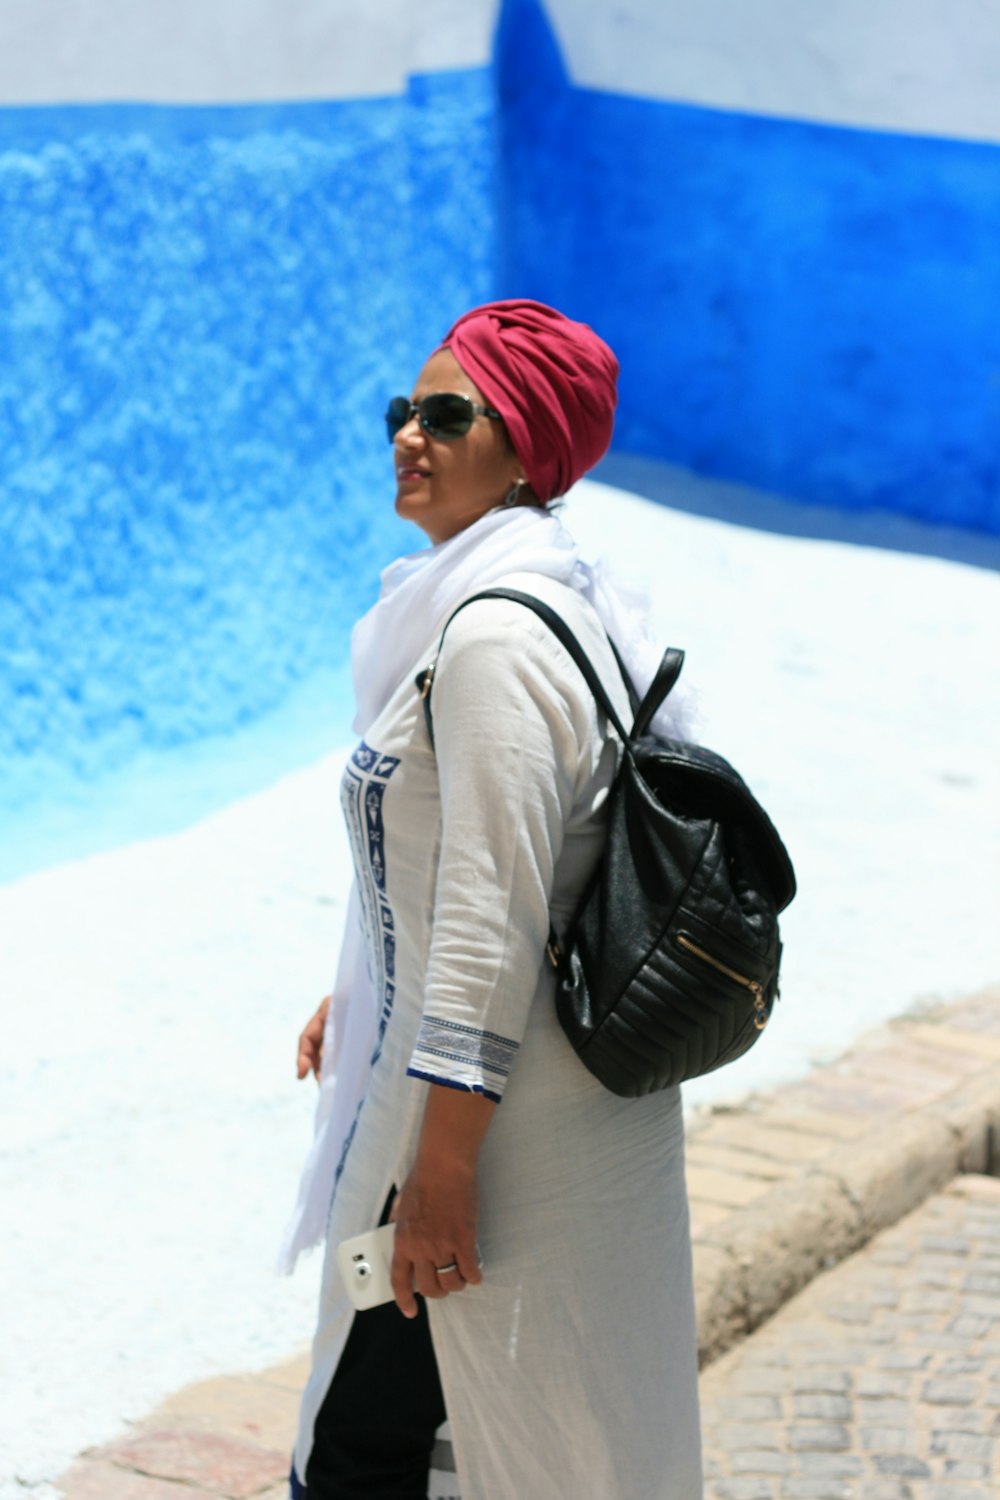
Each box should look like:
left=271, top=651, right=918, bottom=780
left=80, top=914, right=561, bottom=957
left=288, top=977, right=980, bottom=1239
left=395, top=487, right=420, bottom=518
left=395, top=490, right=438, bottom=541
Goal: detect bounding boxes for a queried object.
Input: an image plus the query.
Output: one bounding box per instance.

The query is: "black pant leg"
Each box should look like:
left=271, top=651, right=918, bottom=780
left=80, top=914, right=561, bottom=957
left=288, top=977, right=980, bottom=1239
left=302, top=1192, right=447, bottom=1500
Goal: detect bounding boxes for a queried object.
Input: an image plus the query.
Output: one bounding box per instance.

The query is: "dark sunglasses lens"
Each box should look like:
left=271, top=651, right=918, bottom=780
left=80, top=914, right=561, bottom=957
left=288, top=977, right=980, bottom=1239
left=385, top=396, right=412, bottom=442
left=421, top=393, right=474, bottom=438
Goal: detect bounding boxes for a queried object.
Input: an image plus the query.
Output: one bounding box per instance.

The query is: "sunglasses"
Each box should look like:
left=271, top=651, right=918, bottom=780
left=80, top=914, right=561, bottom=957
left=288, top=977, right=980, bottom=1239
left=385, top=392, right=503, bottom=443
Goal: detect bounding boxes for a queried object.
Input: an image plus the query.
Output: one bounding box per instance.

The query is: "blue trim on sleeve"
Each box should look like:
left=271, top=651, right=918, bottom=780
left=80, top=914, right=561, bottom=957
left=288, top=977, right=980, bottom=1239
left=406, top=1067, right=503, bottom=1105
left=412, top=1015, right=519, bottom=1087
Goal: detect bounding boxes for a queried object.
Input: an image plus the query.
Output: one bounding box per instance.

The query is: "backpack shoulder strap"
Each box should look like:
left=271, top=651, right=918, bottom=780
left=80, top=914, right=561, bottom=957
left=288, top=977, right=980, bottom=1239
left=605, top=636, right=642, bottom=719
left=414, top=586, right=633, bottom=750
left=632, top=646, right=685, bottom=739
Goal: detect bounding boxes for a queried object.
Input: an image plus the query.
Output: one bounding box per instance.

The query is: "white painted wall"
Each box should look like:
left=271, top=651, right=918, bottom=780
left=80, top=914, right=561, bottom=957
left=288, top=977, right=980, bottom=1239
left=544, top=0, right=1000, bottom=144
left=0, top=0, right=498, bottom=104
left=6, top=0, right=999, bottom=143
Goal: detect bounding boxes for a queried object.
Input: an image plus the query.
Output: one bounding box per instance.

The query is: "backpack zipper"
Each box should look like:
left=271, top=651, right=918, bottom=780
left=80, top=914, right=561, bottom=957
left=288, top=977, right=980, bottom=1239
left=675, top=932, right=769, bottom=1031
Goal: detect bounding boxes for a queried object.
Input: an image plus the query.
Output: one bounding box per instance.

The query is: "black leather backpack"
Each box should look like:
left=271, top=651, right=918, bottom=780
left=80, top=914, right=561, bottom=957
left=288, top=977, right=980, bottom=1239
left=418, top=588, right=797, bottom=1097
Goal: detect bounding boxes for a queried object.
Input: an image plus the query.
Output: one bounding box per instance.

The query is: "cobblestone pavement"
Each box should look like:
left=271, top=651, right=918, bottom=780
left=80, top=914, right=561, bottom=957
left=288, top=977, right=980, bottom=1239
left=699, top=1175, right=1000, bottom=1500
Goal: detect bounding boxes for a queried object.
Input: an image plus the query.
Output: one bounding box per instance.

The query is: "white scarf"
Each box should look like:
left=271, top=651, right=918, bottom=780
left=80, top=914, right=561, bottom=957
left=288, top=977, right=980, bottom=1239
left=277, top=502, right=695, bottom=1274
left=351, top=502, right=696, bottom=740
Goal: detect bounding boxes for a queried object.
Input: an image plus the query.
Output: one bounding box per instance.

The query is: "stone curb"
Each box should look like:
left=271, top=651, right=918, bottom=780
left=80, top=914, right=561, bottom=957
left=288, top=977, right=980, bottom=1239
left=687, top=985, right=1000, bottom=1367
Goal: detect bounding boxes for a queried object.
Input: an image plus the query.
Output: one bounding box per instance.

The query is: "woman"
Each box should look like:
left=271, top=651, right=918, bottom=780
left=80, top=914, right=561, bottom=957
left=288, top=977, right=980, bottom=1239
left=281, top=300, right=703, bottom=1499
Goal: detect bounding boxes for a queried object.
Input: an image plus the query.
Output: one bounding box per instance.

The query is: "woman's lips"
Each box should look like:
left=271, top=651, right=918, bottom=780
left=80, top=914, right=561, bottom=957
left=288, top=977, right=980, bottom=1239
left=396, top=467, right=429, bottom=484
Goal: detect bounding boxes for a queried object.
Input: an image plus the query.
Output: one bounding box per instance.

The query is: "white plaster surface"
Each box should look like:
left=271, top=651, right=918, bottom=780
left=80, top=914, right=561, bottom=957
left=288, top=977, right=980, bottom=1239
left=0, top=0, right=497, bottom=104
left=545, top=0, right=1000, bottom=144
left=2, top=476, right=999, bottom=1497
left=5, top=0, right=1000, bottom=143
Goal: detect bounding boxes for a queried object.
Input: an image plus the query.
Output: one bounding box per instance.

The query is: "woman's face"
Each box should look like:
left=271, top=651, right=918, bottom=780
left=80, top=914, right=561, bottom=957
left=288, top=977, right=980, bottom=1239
left=393, top=349, right=525, bottom=545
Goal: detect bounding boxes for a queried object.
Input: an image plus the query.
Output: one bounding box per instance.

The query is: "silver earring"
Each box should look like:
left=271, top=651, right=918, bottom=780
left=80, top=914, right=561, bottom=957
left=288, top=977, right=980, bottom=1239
left=503, top=479, right=526, bottom=507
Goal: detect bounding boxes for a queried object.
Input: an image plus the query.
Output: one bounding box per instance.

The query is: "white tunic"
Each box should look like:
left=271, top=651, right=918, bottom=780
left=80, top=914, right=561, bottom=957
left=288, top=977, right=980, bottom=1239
left=293, top=574, right=703, bottom=1499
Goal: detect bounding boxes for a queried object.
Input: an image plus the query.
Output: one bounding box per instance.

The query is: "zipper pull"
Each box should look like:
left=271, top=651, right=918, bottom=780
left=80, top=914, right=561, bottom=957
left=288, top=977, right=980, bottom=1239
left=420, top=661, right=436, bottom=700
left=751, top=981, right=768, bottom=1031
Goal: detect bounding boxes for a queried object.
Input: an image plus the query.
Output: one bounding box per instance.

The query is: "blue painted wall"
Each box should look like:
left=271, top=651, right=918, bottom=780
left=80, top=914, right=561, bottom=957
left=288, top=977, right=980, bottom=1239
left=0, top=73, right=495, bottom=824
left=3, top=0, right=1000, bottom=859
left=497, top=0, right=1000, bottom=533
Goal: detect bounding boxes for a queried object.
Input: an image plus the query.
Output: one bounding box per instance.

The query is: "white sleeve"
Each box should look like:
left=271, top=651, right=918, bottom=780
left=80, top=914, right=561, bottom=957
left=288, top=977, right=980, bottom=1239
left=406, top=603, right=585, bottom=1102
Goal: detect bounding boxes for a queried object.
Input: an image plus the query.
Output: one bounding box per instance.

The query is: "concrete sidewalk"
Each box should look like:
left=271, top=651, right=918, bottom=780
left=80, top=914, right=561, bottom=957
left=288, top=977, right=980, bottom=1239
left=59, top=987, right=1000, bottom=1498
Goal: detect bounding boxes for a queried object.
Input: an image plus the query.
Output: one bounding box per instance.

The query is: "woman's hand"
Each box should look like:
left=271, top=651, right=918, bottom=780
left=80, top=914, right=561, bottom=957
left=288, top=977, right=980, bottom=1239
left=296, top=995, right=331, bottom=1081
left=390, top=1161, right=482, bottom=1319
left=390, top=1085, right=496, bottom=1318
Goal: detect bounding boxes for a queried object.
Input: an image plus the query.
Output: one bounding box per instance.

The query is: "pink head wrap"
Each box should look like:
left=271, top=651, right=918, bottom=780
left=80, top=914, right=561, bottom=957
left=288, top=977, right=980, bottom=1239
left=441, top=299, right=619, bottom=503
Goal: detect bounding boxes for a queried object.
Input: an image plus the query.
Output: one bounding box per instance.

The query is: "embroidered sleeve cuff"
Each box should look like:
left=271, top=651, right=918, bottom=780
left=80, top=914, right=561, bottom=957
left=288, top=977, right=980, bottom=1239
left=406, top=1016, right=519, bottom=1103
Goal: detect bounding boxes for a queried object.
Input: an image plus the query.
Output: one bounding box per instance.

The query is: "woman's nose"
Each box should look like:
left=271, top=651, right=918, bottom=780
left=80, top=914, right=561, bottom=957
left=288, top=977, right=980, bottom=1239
left=395, top=415, right=424, bottom=447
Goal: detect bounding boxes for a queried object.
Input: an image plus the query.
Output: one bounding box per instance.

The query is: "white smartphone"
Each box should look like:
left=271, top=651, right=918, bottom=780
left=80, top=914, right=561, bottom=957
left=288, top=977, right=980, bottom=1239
left=336, top=1222, right=397, bottom=1311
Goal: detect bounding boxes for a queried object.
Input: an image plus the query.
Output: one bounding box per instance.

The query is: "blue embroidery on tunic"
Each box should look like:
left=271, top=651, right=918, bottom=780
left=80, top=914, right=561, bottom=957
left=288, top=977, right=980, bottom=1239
left=327, top=740, right=401, bottom=1218
left=343, top=741, right=400, bottom=1059
left=410, top=1015, right=519, bottom=1087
